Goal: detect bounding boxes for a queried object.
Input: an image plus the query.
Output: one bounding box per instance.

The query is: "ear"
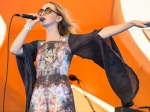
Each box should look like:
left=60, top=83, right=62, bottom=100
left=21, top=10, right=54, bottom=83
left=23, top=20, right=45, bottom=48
left=56, top=16, right=62, bottom=23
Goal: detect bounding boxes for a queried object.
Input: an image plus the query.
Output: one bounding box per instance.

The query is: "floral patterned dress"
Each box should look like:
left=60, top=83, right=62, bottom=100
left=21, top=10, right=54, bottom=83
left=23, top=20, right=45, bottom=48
left=29, top=36, right=75, bottom=112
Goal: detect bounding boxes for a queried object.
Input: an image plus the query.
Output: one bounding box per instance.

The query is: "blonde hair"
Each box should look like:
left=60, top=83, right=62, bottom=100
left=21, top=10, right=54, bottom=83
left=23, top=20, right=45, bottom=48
left=47, top=1, right=78, bottom=36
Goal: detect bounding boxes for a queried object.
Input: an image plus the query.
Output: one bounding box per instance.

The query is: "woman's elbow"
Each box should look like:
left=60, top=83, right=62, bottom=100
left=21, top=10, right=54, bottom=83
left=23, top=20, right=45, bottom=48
left=10, top=47, right=22, bottom=55
left=98, top=32, right=111, bottom=39
left=10, top=48, right=17, bottom=55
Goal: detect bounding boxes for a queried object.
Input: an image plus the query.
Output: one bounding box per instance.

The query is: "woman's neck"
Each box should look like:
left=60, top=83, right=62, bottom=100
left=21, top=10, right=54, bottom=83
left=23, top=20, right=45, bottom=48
left=45, top=25, right=61, bottom=42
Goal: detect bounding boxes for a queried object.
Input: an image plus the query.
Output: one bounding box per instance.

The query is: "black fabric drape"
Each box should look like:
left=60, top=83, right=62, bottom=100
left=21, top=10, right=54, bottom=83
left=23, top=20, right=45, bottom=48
left=16, top=40, right=38, bottom=112
left=68, top=30, right=139, bottom=107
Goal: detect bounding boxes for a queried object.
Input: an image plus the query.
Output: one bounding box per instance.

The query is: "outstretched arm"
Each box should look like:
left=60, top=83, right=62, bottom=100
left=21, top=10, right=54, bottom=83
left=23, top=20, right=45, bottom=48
left=98, top=20, right=150, bottom=39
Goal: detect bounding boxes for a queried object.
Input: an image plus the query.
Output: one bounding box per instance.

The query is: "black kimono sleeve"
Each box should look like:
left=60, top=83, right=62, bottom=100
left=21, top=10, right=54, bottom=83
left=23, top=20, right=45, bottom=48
left=68, top=29, right=139, bottom=107
left=16, top=40, right=38, bottom=112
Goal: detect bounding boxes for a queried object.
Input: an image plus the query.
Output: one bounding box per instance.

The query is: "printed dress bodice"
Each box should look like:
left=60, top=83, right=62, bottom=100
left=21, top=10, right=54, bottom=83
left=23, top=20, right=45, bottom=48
left=29, top=36, right=75, bottom=112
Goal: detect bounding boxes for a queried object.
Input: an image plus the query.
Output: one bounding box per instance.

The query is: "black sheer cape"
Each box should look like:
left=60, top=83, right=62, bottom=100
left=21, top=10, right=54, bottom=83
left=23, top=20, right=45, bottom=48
left=16, top=29, right=139, bottom=112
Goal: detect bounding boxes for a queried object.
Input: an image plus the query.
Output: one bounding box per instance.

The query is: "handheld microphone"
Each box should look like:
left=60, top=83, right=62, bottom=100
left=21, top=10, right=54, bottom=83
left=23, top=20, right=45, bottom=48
left=68, top=74, right=80, bottom=81
left=15, top=14, right=45, bottom=21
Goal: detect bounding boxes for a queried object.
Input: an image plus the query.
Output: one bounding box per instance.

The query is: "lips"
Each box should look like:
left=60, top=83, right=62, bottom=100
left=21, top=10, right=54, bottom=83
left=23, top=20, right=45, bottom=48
left=40, top=17, right=45, bottom=21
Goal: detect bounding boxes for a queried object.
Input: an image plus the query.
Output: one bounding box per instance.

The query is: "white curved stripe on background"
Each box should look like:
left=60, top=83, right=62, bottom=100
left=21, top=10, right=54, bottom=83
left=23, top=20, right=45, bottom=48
left=0, top=14, right=6, bottom=48
left=71, top=85, right=115, bottom=112
left=121, top=0, right=150, bottom=61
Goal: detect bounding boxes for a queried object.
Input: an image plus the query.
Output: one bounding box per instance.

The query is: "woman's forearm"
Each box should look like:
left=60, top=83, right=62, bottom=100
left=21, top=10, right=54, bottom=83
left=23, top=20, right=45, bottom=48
left=10, top=13, right=40, bottom=55
left=10, top=26, right=31, bottom=55
left=98, top=20, right=150, bottom=39
left=98, top=21, right=134, bottom=39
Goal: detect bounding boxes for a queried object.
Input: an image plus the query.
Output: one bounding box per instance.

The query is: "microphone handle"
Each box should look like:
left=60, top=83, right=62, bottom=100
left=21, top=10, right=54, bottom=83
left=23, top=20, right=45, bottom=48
left=15, top=14, right=37, bottom=20
left=23, top=14, right=37, bottom=20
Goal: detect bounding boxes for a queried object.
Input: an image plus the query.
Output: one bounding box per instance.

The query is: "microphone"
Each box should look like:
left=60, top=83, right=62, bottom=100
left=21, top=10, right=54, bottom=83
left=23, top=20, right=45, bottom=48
left=68, top=74, right=80, bottom=82
left=15, top=14, right=45, bottom=21
left=68, top=74, right=96, bottom=112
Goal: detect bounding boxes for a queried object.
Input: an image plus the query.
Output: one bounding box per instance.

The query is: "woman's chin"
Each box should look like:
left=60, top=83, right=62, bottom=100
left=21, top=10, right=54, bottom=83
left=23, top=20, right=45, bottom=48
left=41, top=23, right=48, bottom=27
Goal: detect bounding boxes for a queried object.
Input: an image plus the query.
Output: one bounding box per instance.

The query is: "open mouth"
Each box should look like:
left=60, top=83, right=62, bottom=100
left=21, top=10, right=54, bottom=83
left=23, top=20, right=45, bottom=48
left=40, top=17, right=45, bottom=21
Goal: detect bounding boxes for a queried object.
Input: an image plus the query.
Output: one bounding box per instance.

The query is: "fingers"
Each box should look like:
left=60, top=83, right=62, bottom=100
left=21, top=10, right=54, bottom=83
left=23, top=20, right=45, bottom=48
left=142, top=24, right=147, bottom=28
left=137, top=20, right=150, bottom=28
left=26, top=13, right=40, bottom=26
left=27, top=13, right=40, bottom=21
left=139, top=24, right=146, bottom=28
left=142, top=20, right=150, bottom=25
left=142, top=20, right=150, bottom=28
left=134, top=20, right=150, bottom=28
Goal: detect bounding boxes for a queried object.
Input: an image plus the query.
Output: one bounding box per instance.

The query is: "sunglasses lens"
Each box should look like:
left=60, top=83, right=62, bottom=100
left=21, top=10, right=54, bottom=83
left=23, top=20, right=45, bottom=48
left=38, top=7, right=59, bottom=16
left=38, top=9, right=44, bottom=16
left=45, top=7, right=51, bottom=14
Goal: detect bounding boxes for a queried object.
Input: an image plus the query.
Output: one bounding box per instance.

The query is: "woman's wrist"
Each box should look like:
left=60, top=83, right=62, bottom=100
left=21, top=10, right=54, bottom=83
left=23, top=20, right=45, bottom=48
left=128, top=20, right=135, bottom=26
left=24, top=24, right=32, bottom=30
left=24, top=22, right=35, bottom=30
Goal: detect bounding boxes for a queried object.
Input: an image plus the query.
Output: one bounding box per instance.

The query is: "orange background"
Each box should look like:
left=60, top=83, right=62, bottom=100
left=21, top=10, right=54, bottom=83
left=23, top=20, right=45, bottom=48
left=0, top=0, right=150, bottom=111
